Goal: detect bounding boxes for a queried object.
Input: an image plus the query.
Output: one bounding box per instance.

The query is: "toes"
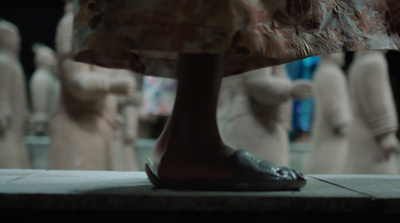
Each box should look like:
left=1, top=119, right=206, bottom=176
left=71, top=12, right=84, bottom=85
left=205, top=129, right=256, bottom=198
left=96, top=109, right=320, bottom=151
left=275, top=167, right=289, bottom=178
left=280, top=167, right=306, bottom=181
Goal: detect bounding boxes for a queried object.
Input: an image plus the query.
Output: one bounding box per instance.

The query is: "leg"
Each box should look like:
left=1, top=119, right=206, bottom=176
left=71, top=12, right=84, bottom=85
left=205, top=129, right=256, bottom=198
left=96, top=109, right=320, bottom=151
left=153, top=53, right=234, bottom=179
left=147, top=53, right=306, bottom=191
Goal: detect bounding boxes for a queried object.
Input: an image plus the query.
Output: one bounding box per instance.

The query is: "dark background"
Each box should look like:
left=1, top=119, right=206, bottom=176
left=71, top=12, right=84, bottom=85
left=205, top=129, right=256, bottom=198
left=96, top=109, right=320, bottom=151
left=2, top=1, right=400, bottom=137
left=1, top=1, right=64, bottom=80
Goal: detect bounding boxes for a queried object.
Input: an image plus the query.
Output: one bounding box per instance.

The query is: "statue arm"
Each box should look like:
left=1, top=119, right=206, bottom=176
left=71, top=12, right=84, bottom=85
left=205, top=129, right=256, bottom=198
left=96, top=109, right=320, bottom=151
left=116, top=75, right=142, bottom=107
left=29, top=72, right=53, bottom=134
left=0, top=60, right=12, bottom=134
left=61, top=59, right=110, bottom=100
left=355, top=63, right=398, bottom=137
left=117, top=95, right=143, bottom=142
left=115, top=75, right=142, bottom=143
left=318, top=71, right=352, bottom=135
left=280, top=101, right=293, bottom=132
left=63, top=59, right=136, bottom=101
left=122, top=104, right=141, bottom=144
left=242, top=67, right=293, bottom=105
left=354, top=62, right=398, bottom=158
left=30, top=72, right=51, bottom=114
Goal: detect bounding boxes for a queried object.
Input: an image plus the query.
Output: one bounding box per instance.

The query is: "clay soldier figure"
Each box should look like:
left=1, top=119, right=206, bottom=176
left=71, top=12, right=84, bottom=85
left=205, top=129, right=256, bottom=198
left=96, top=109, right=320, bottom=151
left=29, top=43, right=60, bottom=136
left=72, top=1, right=400, bottom=190
left=48, top=0, right=134, bottom=170
left=0, top=19, right=30, bottom=169
left=305, top=53, right=353, bottom=174
left=218, top=65, right=312, bottom=166
left=113, top=69, right=143, bottom=171
left=344, top=50, right=399, bottom=174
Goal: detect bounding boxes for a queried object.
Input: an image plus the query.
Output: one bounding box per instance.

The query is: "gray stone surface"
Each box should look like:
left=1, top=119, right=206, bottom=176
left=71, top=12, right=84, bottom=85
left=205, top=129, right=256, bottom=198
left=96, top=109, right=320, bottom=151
left=312, top=175, right=400, bottom=198
left=18, top=138, right=400, bottom=220
left=0, top=169, right=399, bottom=218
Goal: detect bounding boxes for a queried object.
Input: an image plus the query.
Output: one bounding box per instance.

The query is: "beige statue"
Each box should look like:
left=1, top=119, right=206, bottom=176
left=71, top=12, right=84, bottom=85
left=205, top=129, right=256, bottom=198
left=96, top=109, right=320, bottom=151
left=29, top=43, right=60, bottom=136
left=0, top=19, right=30, bottom=169
left=48, top=0, right=134, bottom=170
left=218, top=65, right=313, bottom=166
left=113, top=69, right=143, bottom=171
left=305, top=53, right=353, bottom=174
left=344, top=50, right=399, bottom=174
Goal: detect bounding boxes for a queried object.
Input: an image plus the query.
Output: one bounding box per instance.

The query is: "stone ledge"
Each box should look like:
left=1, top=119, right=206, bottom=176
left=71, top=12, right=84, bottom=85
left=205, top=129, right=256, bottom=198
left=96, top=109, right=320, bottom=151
left=0, top=170, right=399, bottom=220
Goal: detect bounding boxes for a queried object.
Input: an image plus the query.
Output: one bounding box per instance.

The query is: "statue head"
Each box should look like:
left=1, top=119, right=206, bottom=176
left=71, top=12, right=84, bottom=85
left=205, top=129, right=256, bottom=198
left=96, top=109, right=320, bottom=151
left=0, top=19, right=21, bottom=55
left=321, top=53, right=345, bottom=67
left=55, top=0, right=74, bottom=59
left=32, top=43, right=58, bottom=74
left=63, top=0, right=74, bottom=14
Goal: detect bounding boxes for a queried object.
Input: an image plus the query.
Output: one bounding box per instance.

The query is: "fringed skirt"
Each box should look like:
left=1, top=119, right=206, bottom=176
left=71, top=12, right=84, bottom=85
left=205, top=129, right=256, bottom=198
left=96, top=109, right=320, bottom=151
left=73, top=0, right=400, bottom=78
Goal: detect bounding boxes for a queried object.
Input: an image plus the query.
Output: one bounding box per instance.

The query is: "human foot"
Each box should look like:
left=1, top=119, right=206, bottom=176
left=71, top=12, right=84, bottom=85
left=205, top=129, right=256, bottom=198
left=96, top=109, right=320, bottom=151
left=145, top=53, right=306, bottom=191
left=146, top=148, right=306, bottom=191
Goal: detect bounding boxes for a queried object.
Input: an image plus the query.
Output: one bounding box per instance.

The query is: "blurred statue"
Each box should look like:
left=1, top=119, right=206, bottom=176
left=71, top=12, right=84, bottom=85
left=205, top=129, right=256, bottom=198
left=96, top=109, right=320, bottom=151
left=344, top=50, right=399, bottom=174
left=0, top=19, right=30, bottom=168
left=113, top=69, right=143, bottom=171
left=218, top=65, right=313, bottom=166
left=305, top=53, right=352, bottom=174
left=48, top=0, right=134, bottom=170
left=29, top=43, right=60, bottom=136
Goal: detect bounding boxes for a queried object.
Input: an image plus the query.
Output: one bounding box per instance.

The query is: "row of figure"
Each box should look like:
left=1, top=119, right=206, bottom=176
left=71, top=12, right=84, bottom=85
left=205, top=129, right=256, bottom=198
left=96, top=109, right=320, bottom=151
left=0, top=19, right=29, bottom=168
left=218, top=65, right=313, bottom=167
left=307, top=52, right=399, bottom=175
left=218, top=50, right=399, bottom=175
left=0, top=1, right=145, bottom=171
left=50, top=1, right=141, bottom=170
left=0, top=0, right=179, bottom=171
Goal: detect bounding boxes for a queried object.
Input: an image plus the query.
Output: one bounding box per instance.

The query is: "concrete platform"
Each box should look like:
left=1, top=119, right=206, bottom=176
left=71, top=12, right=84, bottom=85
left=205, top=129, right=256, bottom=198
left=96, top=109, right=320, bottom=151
left=0, top=170, right=400, bottom=221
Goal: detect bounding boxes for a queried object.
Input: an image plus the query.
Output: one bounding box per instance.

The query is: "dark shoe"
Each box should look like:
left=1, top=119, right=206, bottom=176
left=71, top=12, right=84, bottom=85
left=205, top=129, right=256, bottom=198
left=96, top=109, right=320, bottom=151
left=145, top=150, right=306, bottom=191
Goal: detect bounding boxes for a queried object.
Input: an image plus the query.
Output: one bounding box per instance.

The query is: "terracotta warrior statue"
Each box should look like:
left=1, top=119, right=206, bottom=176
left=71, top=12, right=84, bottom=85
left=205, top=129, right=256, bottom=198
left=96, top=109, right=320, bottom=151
left=113, top=68, right=143, bottom=171
left=29, top=43, right=60, bottom=136
left=344, top=50, right=399, bottom=174
left=305, top=53, right=353, bottom=174
left=0, top=19, right=30, bottom=169
left=218, top=65, right=313, bottom=166
left=48, top=0, right=134, bottom=170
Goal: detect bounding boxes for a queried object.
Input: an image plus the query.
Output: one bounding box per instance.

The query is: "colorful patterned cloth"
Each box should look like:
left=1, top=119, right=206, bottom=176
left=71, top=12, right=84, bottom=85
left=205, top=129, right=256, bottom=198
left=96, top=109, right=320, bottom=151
left=140, top=76, right=177, bottom=116
left=286, top=56, right=320, bottom=137
left=73, top=0, right=400, bottom=77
